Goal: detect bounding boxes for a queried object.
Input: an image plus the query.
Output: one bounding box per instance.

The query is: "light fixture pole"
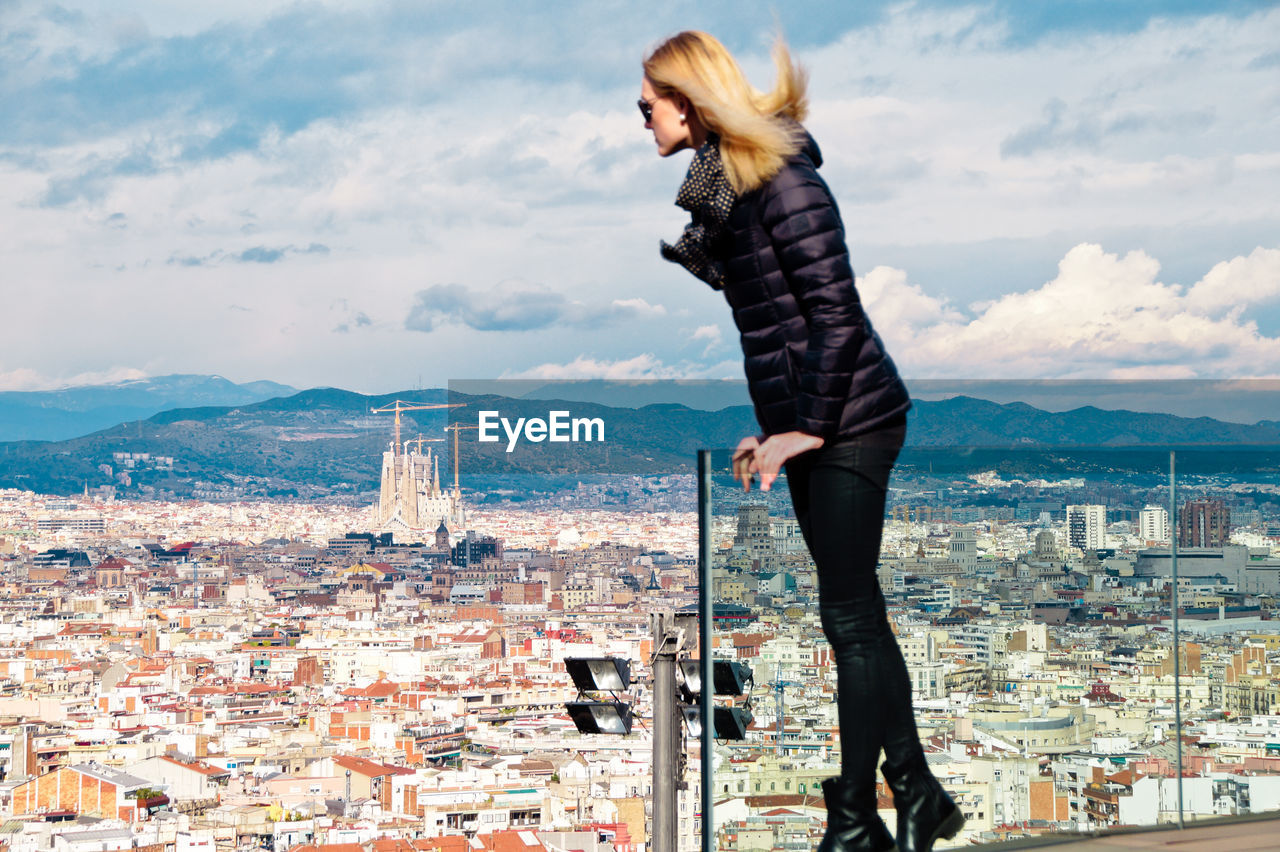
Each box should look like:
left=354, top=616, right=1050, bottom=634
left=652, top=612, right=682, bottom=852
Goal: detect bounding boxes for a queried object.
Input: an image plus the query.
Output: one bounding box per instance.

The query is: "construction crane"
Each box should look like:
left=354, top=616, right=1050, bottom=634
left=370, top=400, right=464, bottom=456
left=444, top=423, right=479, bottom=500
left=404, top=435, right=445, bottom=456
left=774, top=667, right=804, bottom=755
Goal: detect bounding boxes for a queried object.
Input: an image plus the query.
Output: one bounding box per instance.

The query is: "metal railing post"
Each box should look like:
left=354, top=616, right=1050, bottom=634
left=698, top=450, right=714, bottom=852
left=1170, top=451, right=1184, bottom=829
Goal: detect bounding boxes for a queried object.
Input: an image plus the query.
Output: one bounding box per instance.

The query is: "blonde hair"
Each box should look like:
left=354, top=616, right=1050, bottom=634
left=643, top=30, right=809, bottom=194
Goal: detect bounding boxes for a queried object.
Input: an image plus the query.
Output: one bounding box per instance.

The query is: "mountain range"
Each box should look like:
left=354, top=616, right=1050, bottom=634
left=0, top=374, right=296, bottom=442
left=0, top=378, right=1277, bottom=499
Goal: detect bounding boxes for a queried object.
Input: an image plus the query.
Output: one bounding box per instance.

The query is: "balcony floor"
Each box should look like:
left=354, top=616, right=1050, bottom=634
left=981, top=811, right=1280, bottom=850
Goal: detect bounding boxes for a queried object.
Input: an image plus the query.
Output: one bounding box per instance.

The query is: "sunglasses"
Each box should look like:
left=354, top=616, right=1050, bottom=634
left=637, top=97, right=656, bottom=123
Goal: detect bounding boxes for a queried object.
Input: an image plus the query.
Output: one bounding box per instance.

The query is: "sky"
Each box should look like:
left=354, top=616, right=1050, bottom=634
left=2, top=0, right=1279, bottom=395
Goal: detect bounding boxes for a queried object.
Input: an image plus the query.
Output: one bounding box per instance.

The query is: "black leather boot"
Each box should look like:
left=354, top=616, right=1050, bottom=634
left=880, top=760, right=964, bottom=852
left=818, top=777, right=897, bottom=852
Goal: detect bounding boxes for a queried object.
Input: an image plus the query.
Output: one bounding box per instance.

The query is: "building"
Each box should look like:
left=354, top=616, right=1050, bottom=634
left=949, top=528, right=978, bottom=572
left=1179, top=499, right=1230, bottom=548
left=452, top=532, right=502, bottom=567
left=1135, top=545, right=1280, bottom=594
left=129, top=754, right=230, bottom=803
left=734, top=504, right=775, bottom=561
left=1138, top=506, right=1169, bottom=544
left=1066, top=505, right=1106, bottom=552
left=968, top=703, right=1096, bottom=754
left=10, top=763, right=153, bottom=822
left=34, top=514, right=106, bottom=534
left=1033, top=529, right=1058, bottom=560
left=376, top=442, right=457, bottom=538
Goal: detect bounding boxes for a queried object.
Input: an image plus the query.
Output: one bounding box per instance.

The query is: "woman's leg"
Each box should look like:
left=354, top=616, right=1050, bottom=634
left=787, top=433, right=964, bottom=852
left=786, top=437, right=922, bottom=779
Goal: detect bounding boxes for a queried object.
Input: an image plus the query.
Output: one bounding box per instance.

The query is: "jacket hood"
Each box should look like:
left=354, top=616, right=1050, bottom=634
left=798, top=130, right=822, bottom=168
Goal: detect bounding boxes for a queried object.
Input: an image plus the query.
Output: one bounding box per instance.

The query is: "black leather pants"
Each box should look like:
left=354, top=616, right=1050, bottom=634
left=784, top=422, right=924, bottom=782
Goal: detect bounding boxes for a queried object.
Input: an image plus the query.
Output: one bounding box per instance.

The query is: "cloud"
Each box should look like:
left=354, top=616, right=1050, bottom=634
left=858, top=267, right=966, bottom=331
left=689, top=324, right=724, bottom=357
left=167, top=243, right=329, bottom=266
left=500, top=353, right=741, bottom=381
left=0, top=6, right=373, bottom=151
left=690, top=325, right=721, bottom=343
left=1182, top=247, right=1280, bottom=315
left=1000, top=98, right=1082, bottom=158
left=861, top=243, right=1280, bottom=378
left=612, top=298, right=666, bottom=318
left=238, top=246, right=284, bottom=264
left=0, top=365, right=148, bottom=392
left=39, top=145, right=162, bottom=206
left=404, top=281, right=667, bottom=333
left=2, top=3, right=1279, bottom=393
left=1246, top=50, right=1280, bottom=70
left=1000, top=97, right=1215, bottom=159
left=333, top=310, right=372, bottom=334
left=0, top=1, right=678, bottom=153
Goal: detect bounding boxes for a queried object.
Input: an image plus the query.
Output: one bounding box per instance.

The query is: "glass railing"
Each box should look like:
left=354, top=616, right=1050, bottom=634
left=692, top=408, right=1280, bottom=851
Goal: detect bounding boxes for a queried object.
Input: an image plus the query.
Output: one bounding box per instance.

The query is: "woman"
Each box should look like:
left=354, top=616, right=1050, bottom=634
left=641, top=31, right=964, bottom=852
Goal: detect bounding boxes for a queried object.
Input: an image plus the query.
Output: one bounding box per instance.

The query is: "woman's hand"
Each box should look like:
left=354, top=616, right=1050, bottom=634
left=731, top=436, right=759, bottom=492
left=733, top=432, right=824, bottom=492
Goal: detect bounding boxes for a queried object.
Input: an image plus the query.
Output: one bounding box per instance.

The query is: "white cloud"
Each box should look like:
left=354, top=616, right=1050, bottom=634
left=862, top=243, right=1280, bottom=378
left=405, top=281, right=669, bottom=333
left=688, top=324, right=724, bottom=357
left=690, top=324, right=721, bottom=344
left=501, top=354, right=740, bottom=381
left=612, top=298, right=666, bottom=318
left=858, top=267, right=965, bottom=333
left=1183, top=247, right=1280, bottom=315
left=803, top=5, right=1280, bottom=244
left=0, top=366, right=149, bottom=392
left=2, top=3, right=1278, bottom=392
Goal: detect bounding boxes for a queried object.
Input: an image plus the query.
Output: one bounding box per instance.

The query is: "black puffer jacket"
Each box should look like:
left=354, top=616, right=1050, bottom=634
left=717, top=133, right=910, bottom=440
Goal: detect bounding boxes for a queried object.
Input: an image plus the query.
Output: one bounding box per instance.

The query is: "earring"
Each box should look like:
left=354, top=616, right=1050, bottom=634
left=680, top=113, right=686, bottom=121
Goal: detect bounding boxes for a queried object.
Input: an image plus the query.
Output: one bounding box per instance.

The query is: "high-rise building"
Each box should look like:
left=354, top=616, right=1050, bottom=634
left=452, top=530, right=502, bottom=567
left=1139, top=506, right=1170, bottom=544
left=735, top=503, right=771, bottom=543
left=1178, top=500, right=1230, bottom=548
left=1066, top=505, right=1106, bottom=552
left=949, top=527, right=978, bottom=572
left=734, top=503, right=775, bottom=559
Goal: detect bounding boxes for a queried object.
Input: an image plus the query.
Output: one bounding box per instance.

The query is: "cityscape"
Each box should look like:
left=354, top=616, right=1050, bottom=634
left=2, top=404, right=1279, bottom=852
left=3, top=2, right=1279, bottom=851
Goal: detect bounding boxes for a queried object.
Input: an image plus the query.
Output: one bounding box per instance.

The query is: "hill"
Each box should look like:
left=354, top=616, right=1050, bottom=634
left=1, top=389, right=1277, bottom=499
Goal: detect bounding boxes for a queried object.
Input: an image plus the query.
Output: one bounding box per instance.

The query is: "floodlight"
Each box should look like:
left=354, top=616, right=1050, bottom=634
left=566, top=700, right=633, bottom=735
left=565, top=657, right=630, bottom=693
left=678, top=659, right=752, bottom=697
left=681, top=705, right=753, bottom=740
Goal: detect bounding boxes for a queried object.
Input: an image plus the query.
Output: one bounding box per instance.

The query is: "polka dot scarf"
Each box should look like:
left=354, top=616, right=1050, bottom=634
left=660, top=134, right=737, bottom=289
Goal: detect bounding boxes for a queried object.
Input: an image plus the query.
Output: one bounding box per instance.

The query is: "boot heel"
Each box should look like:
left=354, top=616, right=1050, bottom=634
left=819, top=777, right=898, bottom=852
left=881, top=760, right=965, bottom=852
left=933, top=806, right=965, bottom=844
